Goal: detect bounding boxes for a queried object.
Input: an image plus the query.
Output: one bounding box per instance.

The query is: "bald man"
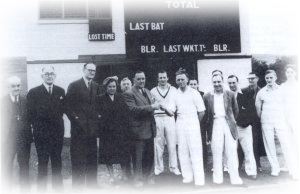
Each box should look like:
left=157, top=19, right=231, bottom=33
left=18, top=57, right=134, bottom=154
left=27, top=66, right=65, bottom=192
left=1, top=76, right=32, bottom=191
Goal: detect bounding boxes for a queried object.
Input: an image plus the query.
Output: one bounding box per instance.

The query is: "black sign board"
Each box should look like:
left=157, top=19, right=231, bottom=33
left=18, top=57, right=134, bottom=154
left=88, top=18, right=115, bottom=41
left=124, top=0, right=241, bottom=58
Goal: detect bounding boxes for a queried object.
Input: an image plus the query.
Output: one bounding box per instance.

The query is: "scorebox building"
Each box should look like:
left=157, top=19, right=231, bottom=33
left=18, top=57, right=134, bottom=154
left=2, top=0, right=252, bottom=137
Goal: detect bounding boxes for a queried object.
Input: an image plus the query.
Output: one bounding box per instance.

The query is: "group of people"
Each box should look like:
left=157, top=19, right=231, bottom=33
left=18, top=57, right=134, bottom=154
left=1, top=62, right=299, bottom=192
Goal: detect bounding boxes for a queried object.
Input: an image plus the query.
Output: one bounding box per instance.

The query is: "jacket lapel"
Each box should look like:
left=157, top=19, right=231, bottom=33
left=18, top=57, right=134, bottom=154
left=209, top=92, right=215, bottom=116
left=223, top=90, right=229, bottom=111
left=133, top=86, right=149, bottom=105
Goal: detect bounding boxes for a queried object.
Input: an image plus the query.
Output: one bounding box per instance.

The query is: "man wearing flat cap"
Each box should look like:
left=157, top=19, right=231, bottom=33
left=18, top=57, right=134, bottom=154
left=65, top=62, right=101, bottom=191
left=123, top=70, right=161, bottom=187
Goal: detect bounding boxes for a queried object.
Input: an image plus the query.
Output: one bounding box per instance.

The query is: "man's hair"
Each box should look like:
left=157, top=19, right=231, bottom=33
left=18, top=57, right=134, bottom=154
left=175, top=68, right=189, bottom=78
left=7, top=76, right=21, bottom=85
left=41, top=65, right=55, bottom=73
left=212, top=69, right=223, bottom=75
left=248, top=71, right=258, bottom=77
left=285, top=64, right=297, bottom=71
left=228, top=75, right=239, bottom=82
left=83, top=62, right=95, bottom=69
left=121, top=77, right=131, bottom=84
left=157, top=70, right=168, bottom=77
left=134, top=70, right=145, bottom=77
left=212, top=74, right=223, bottom=81
left=265, top=69, right=277, bottom=76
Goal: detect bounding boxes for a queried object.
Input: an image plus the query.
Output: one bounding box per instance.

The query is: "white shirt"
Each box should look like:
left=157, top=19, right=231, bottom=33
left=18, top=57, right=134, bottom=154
left=151, top=84, right=177, bottom=115
left=83, top=76, right=91, bottom=88
left=255, top=84, right=285, bottom=124
left=213, top=92, right=226, bottom=118
left=43, top=83, right=53, bottom=93
left=9, top=93, right=19, bottom=103
left=170, top=86, right=205, bottom=116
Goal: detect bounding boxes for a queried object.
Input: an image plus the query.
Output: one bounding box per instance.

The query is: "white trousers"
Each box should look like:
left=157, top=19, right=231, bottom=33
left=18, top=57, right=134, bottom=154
left=287, top=117, right=299, bottom=179
left=154, top=116, right=179, bottom=174
left=211, top=118, right=242, bottom=184
left=238, top=125, right=257, bottom=176
left=262, top=122, right=296, bottom=176
left=176, top=114, right=204, bottom=186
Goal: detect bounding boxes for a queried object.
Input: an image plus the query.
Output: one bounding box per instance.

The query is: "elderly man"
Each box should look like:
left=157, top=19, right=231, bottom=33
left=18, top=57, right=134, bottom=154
left=27, top=66, right=65, bottom=192
left=120, top=77, right=132, bottom=93
left=203, top=74, right=243, bottom=185
left=1, top=76, right=32, bottom=191
left=169, top=68, right=205, bottom=186
left=123, top=70, right=161, bottom=187
left=150, top=70, right=180, bottom=176
left=227, top=75, right=257, bottom=179
left=66, top=62, right=102, bottom=190
left=242, top=72, right=265, bottom=172
left=255, top=69, right=294, bottom=176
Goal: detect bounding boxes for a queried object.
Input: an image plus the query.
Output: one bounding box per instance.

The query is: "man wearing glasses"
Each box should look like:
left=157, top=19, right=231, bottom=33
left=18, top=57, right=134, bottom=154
left=27, top=66, right=65, bottom=192
left=65, top=62, right=102, bottom=191
left=241, top=72, right=265, bottom=172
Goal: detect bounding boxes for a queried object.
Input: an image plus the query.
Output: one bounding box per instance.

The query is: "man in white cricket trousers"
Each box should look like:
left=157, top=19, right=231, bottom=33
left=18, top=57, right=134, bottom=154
left=203, top=74, right=243, bottom=185
left=255, top=69, right=294, bottom=177
left=169, top=68, right=205, bottom=186
left=227, top=75, right=257, bottom=179
left=150, top=70, right=181, bottom=176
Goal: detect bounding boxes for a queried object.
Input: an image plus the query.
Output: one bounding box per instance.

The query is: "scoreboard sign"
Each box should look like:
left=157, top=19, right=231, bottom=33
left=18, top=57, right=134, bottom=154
left=124, top=0, right=241, bottom=57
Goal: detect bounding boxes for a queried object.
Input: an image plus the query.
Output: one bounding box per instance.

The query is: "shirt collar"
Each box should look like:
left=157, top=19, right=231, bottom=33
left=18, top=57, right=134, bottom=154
left=266, top=83, right=279, bottom=91
left=83, top=76, right=92, bottom=87
left=43, top=83, right=53, bottom=91
left=9, top=93, right=19, bottom=102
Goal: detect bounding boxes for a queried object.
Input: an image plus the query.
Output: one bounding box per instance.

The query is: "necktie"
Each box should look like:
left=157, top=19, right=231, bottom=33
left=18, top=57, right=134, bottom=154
left=88, top=81, right=91, bottom=91
left=141, top=89, right=147, bottom=98
left=49, top=86, right=52, bottom=95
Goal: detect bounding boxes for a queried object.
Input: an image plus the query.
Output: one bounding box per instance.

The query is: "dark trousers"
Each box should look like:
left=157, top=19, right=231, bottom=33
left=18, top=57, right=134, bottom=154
left=200, top=125, right=208, bottom=171
left=1, top=138, right=31, bottom=191
left=132, top=138, right=154, bottom=182
left=71, top=134, right=98, bottom=189
left=34, top=135, right=64, bottom=192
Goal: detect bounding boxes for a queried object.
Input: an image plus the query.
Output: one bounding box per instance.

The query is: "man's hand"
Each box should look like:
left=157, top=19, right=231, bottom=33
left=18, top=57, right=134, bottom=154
left=151, top=102, right=161, bottom=110
left=160, top=104, right=174, bottom=117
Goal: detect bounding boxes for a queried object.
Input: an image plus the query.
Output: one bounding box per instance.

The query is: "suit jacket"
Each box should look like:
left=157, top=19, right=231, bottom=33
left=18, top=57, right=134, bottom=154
left=122, top=86, right=156, bottom=140
left=236, top=92, right=251, bottom=127
left=241, top=86, right=261, bottom=124
left=27, top=84, right=65, bottom=138
left=65, top=78, right=101, bottom=137
left=203, top=90, right=239, bottom=141
left=1, top=94, right=32, bottom=143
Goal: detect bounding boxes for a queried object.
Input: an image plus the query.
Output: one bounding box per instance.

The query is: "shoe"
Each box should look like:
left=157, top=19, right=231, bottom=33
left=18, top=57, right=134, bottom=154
left=147, top=178, right=155, bottom=185
left=280, top=167, right=288, bottom=172
left=258, top=167, right=263, bottom=172
left=170, top=168, right=181, bottom=175
left=271, top=171, right=279, bottom=177
left=134, top=181, right=144, bottom=187
left=182, top=178, right=193, bottom=184
left=154, top=169, right=163, bottom=175
left=247, top=175, right=257, bottom=180
left=109, top=178, right=116, bottom=186
left=86, top=183, right=102, bottom=189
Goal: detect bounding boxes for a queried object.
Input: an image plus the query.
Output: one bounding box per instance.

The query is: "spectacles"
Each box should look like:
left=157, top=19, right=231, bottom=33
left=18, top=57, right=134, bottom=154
left=85, top=68, right=96, bottom=73
left=43, top=73, right=56, bottom=77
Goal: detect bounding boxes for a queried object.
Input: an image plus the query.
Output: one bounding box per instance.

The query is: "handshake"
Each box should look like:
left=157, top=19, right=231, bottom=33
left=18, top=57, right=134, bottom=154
left=151, top=102, right=174, bottom=116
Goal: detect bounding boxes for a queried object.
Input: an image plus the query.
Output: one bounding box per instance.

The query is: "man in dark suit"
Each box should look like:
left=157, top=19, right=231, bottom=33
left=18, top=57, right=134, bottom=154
left=203, top=74, right=243, bottom=185
left=242, top=72, right=265, bottom=172
left=1, top=76, right=32, bottom=192
left=27, top=66, right=65, bottom=192
left=65, top=62, right=101, bottom=191
left=123, top=70, right=161, bottom=187
left=227, top=75, right=257, bottom=179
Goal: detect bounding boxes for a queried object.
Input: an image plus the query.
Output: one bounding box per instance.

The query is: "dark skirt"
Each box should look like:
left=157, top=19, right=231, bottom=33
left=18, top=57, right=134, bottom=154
left=98, top=127, right=132, bottom=165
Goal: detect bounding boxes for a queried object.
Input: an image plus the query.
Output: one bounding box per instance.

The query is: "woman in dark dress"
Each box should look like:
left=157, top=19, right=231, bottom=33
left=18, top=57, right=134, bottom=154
left=98, top=76, right=131, bottom=185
